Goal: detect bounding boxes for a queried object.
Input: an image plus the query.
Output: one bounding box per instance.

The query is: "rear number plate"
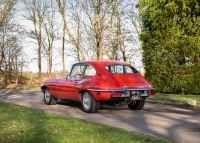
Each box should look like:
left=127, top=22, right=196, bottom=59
left=131, top=95, right=142, bottom=100
left=130, top=91, right=142, bottom=100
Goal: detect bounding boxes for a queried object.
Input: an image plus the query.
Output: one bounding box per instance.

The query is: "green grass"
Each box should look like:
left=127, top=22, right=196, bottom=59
left=149, top=93, right=200, bottom=105
left=0, top=101, right=170, bottom=143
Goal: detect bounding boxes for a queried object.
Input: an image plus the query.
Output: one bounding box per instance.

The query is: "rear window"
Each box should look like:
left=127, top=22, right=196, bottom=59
left=105, top=65, right=138, bottom=74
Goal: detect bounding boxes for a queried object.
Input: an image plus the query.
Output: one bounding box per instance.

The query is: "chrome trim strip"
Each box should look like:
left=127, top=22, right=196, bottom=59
left=88, top=88, right=156, bottom=92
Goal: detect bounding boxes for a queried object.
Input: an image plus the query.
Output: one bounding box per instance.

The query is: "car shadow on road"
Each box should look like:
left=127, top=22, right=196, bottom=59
left=99, top=105, right=129, bottom=110
left=52, top=99, right=129, bottom=112
left=55, top=100, right=84, bottom=110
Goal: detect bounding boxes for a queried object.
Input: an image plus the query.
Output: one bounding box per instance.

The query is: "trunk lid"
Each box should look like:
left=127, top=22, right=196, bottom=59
left=111, top=73, right=147, bottom=83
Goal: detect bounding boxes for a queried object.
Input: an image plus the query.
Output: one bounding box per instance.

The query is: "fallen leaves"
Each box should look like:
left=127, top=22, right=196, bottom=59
left=19, top=130, right=25, bottom=134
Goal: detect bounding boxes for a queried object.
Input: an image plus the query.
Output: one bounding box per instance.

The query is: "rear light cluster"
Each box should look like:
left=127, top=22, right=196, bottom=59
left=149, top=90, right=156, bottom=95
left=111, top=90, right=156, bottom=97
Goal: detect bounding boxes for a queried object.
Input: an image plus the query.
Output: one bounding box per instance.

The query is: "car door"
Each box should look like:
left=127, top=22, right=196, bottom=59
left=57, top=64, right=85, bottom=100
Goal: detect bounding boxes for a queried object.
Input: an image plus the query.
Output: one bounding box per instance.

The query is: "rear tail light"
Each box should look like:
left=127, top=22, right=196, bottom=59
left=111, top=91, right=122, bottom=97
left=149, top=90, right=156, bottom=95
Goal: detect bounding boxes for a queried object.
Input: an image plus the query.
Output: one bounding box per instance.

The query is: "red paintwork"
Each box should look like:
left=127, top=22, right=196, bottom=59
left=41, top=60, right=156, bottom=102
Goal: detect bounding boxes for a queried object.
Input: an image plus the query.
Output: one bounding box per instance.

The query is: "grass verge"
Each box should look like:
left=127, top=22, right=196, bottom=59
left=149, top=93, right=200, bottom=105
left=0, top=84, right=40, bottom=90
left=0, top=100, right=170, bottom=143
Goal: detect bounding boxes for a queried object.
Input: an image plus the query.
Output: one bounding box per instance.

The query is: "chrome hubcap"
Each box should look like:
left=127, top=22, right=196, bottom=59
left=83, top=92, right=91, bottom=109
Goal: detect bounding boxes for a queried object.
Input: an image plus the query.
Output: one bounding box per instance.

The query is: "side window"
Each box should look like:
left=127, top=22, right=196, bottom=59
left=84, top=65, right=96, bottom=76
left=70, top=64, right=85, bottom=78
left=115, top=65, right=123, bottom=74
left=105, top=66, right=109, bottom=71
left=106, top=65, right=123, bottom=74
left=125, top=66, right=138, bottom=73
left=105, top=65, right=138, bottom=74
left=126, top=66, right=134, bottom=73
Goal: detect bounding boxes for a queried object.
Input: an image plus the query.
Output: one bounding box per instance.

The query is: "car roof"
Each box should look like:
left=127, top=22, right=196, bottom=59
left=75, top=60, right=131, bottom=68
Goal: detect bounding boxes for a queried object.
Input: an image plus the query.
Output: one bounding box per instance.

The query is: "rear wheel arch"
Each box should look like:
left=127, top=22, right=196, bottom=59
left=79, top=90, right=87, bottom=99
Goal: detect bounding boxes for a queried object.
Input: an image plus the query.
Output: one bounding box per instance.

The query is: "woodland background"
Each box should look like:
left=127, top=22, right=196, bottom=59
left=0, top=0, right=199, bottom=94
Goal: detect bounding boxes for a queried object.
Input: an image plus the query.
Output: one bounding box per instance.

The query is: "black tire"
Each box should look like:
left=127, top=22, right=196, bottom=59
left=44, top=88, right=57, bottom=105
left=128, top=99, right=145, bottom=110
left=81, top=91, right=100, bottom=113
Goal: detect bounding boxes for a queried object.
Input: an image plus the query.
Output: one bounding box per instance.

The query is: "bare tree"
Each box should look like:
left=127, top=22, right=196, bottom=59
left=104, top=0, right=143, bottom=71
left=115, top=2, right=127, bottom=62
left=56, top=0, right=86, bottom=62
left=0, top=0, right=16, bottom=75
left=22, top=0, right=49, bottom=80
left=61, top=23, right=66, bottom=76
left=80, top=0, right=115, bottom=60
left=9, top=36, right=25, bottom=85
left=0, top=0, right=17, bottom=27
left=0, top=19, right=26, bottom=86
left=123, top=0, right=143, bottom=71
left=104, top=1, right=122, bottom=61
left=0, top=0, right=27, bottom=86
left=41, top=0, right=60, bottom=77
left=17, top=0, right=143, bottom=79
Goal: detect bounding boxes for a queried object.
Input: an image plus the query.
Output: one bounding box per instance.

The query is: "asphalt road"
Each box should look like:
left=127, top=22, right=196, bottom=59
left=0, top=89, right=200, bottom=143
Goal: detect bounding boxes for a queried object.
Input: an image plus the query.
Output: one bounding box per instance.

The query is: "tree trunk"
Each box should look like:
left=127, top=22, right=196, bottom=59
left=97, top=38, right=103, bottom=60
left=62, top=25, right=66, bottom=77
left=38, top=42, right=42, bottom=80
left=14, top=46, right=18, bottom=86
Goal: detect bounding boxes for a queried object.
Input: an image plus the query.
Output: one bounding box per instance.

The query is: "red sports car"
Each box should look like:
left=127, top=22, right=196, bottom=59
left=41, top=60, right=156, bottom=113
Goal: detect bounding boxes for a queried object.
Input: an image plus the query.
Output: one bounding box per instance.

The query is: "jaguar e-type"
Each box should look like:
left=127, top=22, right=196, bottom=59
left=41, top=60, right=156, bottom=113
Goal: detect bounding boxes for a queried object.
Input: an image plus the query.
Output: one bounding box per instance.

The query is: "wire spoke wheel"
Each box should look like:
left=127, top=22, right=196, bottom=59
left=43, top=88, right=57, bottom=105
left=82, top=92, right=91, bottom=110
left=81, top=91, right=100, bottom=113
left=44, top=89, right=51, bottom=103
